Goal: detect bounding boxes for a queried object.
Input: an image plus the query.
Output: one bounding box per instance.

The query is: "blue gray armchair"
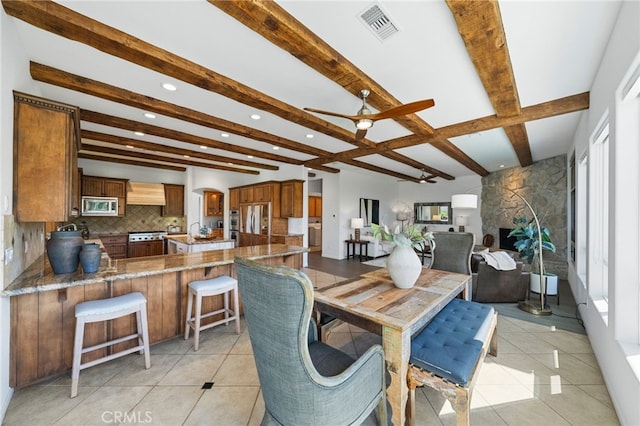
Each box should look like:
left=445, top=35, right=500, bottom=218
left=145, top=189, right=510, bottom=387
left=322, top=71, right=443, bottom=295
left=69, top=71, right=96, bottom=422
left=234, top=257, right=387, bottom=425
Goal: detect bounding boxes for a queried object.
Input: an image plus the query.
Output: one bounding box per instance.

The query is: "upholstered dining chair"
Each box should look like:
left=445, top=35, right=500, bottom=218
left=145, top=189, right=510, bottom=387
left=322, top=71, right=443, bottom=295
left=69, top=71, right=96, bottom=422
left=234, top=257, right=388, bottom=426
left=431, top=232, right=476, bottom=275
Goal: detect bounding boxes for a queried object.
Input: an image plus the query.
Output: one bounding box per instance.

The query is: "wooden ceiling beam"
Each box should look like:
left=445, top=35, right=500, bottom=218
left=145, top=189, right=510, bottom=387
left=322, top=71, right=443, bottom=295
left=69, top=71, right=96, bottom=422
left=81, top=130, right=279, bottom=170
left=306, top=92, right=589, bottom=165
left=30, top=62, right=337, bottom=159
left=210, top=0, right=483, bottom=178
left=446, top=0, right=533, bottom=166
left=78, top=153, right=186, bottom=172
left=81, top=144, right=260, bottom=174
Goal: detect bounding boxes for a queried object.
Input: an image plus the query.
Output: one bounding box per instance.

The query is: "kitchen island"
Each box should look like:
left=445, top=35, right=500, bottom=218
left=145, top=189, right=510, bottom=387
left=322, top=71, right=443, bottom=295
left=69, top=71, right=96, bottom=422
left=164, top=235, right=235, bottom=254
left=3, top=244, right=306, bottom=388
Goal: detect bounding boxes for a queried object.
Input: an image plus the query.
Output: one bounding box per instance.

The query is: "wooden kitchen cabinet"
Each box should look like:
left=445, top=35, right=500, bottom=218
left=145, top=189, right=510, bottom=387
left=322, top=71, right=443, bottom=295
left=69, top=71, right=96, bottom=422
left=13, top=92, right=81, bottom=222
left=239, top=186, right=254, bottom=203
left=281, top=180, right=304, bottom=218
left=204, top=191, right=224, bottom=216
left=82, top=175, right=128, bottom=216
left=309, top=196, right=322, bottom=217
left=271, top=234, right=303, bottom=246
left=100, top=235, right=128, bottom=259
left=254, top=184, right=271, bottom=202
left=127, top=240, right=164, bottom=258
left=229, top=188, right=239, bottom=211
left=162, top=184, right=184, bottom=217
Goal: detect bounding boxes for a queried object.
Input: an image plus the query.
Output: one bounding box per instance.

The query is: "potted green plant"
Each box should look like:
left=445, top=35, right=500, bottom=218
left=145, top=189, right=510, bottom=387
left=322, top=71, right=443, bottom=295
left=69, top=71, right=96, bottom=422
left=508, top=216, right=557, bottom=297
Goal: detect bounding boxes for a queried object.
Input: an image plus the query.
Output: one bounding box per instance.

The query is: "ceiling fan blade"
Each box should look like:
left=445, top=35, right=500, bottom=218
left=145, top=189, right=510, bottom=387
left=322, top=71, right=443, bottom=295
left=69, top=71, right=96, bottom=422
left=304, top=107, right=358, bottom=122
left=355, top=128, right=368, bottom=140
left=369, top=99, right=435, bottom=121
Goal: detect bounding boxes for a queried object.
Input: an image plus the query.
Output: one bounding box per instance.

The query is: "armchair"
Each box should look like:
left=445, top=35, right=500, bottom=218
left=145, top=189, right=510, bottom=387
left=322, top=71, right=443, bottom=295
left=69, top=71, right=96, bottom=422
left=234, top=257, right=387, bottom=425
left=359, top=234, right=395, bottom=258
left=471, top=260, right=530, bottom=303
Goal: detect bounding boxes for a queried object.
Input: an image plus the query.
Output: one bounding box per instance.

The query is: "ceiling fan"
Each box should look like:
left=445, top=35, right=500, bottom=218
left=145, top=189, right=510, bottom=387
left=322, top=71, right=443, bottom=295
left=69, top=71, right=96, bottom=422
left=304, top=89, right=435, bottom=139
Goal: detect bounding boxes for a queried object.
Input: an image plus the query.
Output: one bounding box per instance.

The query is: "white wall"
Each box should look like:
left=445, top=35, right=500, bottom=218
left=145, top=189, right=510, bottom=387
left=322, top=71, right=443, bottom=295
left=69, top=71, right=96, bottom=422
left=399, top=175, right=483, bottom=243
left=567, top=2, right=640, bottom=425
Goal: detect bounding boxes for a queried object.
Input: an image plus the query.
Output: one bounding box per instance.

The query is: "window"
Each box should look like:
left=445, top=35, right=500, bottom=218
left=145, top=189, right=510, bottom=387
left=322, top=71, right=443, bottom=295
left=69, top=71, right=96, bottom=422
left=588, top=116, right=609, bottom=303
left=577, top=152, right=587, bottom=283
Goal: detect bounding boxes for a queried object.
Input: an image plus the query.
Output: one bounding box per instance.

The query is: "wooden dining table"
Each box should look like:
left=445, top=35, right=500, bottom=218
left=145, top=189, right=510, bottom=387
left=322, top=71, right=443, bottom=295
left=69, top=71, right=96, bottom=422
left=314, top=267, right=471, bottom=426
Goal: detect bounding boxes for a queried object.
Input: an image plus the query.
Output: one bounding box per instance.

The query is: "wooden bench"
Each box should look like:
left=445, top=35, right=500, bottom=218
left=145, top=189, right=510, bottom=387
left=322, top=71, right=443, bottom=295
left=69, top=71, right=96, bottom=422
left=407, top=298, right=498, bottom=426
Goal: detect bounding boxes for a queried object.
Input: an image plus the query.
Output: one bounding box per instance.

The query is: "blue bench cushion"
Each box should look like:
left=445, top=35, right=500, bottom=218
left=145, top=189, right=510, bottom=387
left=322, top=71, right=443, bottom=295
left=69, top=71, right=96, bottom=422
left=410, top=298, right=495, bottom=386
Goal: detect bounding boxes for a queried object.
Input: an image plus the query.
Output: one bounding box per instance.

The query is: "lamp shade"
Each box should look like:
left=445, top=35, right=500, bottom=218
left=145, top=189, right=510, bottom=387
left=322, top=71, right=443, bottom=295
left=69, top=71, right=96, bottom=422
left=350, top=218, right=364, bottom=229
left=451, top=194, right=478, bottom=209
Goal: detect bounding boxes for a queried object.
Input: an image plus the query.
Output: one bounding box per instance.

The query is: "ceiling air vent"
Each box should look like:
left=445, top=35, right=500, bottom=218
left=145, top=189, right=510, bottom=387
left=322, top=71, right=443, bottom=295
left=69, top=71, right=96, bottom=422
left=359, top=3, right=399, bottom=42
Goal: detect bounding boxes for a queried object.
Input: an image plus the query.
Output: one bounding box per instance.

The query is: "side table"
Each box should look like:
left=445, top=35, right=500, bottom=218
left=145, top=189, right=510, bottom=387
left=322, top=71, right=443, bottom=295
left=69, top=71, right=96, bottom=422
left=345, top=239, right=369, bottom=261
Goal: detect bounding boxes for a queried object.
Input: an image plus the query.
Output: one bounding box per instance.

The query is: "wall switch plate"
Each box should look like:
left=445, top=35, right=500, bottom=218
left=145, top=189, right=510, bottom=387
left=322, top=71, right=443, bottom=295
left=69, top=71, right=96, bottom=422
left=4, top=247, right=13, bottom=265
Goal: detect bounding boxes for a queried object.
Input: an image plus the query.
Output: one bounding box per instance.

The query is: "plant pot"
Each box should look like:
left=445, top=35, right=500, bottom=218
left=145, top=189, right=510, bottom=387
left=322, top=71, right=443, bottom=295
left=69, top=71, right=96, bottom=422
left=79, top=243, right=102, bottom=273
left=530, top=272, right=558, bottom=295
left=46, top=230, right=84, bottom=274
left=386, top=245, right=422, bottom=289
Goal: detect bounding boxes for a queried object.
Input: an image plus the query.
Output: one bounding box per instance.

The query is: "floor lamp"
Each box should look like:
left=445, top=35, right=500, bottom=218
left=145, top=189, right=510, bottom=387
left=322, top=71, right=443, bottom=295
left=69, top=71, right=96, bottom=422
left=451, top=190, right=552, bottom=316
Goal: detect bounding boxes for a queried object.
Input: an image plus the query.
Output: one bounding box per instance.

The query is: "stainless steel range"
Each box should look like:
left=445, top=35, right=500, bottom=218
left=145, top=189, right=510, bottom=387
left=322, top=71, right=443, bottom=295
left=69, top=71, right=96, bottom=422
left=128, top=230, right=168, bottom=242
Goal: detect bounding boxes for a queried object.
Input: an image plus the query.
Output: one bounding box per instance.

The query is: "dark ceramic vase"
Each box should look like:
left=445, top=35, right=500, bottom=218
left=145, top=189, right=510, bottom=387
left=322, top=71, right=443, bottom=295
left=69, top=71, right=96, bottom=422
left=46, top=231, right=84, bottom=274
left=79, top=243, right=101, bottom=273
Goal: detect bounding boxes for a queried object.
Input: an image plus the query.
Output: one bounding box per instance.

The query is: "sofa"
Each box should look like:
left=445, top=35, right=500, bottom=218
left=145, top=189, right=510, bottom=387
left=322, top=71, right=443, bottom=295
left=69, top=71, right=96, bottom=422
left=359, top=235, right=395, bottom=259
left=471, top=257, right=530, bottom=303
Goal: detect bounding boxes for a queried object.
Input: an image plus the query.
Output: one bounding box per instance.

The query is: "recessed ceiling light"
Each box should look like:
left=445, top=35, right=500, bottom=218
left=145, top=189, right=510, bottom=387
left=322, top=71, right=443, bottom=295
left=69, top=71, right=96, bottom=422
left=272, top=146, right=279, bottom=150
left=306, top=134, right=314, bottom=139
left=307, top=167, right=313, bottom=170
left=126, top=145, right=134, bottom=149
left=162, top=82, right=177, bottom=91
left=200, top=146, right=208, bottom=150
left=247, top=155, right=254, bottom=159
left=183, top=154, right=190, bottom=158
left=134, top=131, right=144, bottom=136
left=499, top=164, right=505, bottom=168
left=221, top=133, right=230, bottom=138
left=228, top=162, right=233, bottom=165
left=250, top=114, right=261, bottom=120
left=143, top=112, right=156, bottom=119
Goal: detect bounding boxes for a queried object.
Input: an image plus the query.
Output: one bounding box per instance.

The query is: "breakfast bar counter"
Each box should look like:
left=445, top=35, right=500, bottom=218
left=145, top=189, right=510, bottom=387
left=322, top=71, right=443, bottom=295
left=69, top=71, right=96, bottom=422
left=2, top=244, right=305, bottom=296
left=5, top=244, right=306, bottom=388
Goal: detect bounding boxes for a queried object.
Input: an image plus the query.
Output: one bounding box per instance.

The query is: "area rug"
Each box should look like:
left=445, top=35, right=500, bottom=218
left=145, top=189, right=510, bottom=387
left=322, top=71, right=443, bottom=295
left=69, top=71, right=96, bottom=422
left=361, top=258, right=387, bottom=268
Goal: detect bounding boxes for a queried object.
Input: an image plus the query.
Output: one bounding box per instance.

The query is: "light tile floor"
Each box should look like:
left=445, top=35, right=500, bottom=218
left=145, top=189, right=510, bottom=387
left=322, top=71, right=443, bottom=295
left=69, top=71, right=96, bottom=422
left=2, top=269, right=620, bottom=425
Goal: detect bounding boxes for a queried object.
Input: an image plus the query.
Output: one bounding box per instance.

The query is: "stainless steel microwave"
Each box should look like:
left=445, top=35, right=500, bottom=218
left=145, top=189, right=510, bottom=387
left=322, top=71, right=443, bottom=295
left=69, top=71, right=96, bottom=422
left=81, top=196, right=118, bottom=216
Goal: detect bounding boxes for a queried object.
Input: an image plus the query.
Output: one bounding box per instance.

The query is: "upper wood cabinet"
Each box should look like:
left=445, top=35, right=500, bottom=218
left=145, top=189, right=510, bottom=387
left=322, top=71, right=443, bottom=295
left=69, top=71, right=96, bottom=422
left=309, top=196, right=322, bottom=217
left=13, top=91, right=81, bottom=222
left=81, top=175, right=128, bottom=216
left=254, top=184, right=271, bottom=202
left=204, top=191, right=224, bottom=216
left=281, top=180, right=304, bottom=218
left=239, top=186, right=254, bottom=203
left=229, top=188, right=239, bottom=211
left=162, top=184, right=184, bottom=217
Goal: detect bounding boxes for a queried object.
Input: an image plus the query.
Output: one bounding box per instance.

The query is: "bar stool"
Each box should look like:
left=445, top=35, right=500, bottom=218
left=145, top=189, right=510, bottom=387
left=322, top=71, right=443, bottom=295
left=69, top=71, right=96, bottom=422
left=185, top=275, right=240, bottom=351
left=71, top=292, right=151, bottom=398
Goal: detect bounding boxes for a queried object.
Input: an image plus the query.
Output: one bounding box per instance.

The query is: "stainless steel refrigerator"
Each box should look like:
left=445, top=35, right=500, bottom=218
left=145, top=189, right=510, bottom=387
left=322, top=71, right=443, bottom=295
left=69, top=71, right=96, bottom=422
left=239, top=203, right=270, bottom=246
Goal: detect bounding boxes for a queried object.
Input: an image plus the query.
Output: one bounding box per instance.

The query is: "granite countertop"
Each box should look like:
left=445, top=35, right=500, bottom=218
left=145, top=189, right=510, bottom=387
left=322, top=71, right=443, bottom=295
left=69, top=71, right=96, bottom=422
left=165, top=235, right=234, bottom=245
left=2, top=244, right=307, bottom=296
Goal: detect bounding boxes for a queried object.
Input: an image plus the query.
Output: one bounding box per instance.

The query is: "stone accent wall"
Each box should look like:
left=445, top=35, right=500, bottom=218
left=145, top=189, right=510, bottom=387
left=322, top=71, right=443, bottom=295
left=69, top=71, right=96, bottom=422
left=481, top=155, right=567, bottom=279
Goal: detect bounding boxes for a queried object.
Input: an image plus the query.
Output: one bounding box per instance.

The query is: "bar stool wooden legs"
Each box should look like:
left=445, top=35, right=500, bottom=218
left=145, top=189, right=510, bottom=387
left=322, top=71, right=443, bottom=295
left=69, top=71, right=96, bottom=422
left=185, top=276, right=240, bottom=351
left=71, top=292, right=151, bottom=398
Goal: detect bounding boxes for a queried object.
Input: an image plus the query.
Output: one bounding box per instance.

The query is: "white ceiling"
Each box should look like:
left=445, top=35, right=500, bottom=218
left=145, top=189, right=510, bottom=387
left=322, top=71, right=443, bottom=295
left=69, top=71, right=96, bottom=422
left=7, top=0, right=623, bottom=182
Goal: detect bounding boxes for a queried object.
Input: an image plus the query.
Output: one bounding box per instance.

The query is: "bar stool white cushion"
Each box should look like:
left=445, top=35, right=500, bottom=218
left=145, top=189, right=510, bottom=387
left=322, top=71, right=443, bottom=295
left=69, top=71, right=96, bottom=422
left=185, top=275, right=240, bottom=351
left=71, top=291, right=151, bottom=398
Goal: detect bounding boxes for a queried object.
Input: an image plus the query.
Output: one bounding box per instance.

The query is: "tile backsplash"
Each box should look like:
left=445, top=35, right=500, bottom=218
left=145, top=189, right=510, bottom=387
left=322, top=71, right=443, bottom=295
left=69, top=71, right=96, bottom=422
left=72, top=205, right=185, bottom=235
left=3, top=215, right=45, bottom=288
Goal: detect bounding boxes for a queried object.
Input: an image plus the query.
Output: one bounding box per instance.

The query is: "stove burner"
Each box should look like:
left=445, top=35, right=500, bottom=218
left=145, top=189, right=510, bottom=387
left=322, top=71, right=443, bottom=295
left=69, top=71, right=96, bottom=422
left=128, top=231, right=167, bottom=242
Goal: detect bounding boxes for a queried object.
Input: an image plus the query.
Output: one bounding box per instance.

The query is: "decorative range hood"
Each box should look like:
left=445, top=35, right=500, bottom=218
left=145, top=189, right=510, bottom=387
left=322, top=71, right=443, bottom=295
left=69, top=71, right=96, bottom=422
left=126, top=182, right=166, bottom=205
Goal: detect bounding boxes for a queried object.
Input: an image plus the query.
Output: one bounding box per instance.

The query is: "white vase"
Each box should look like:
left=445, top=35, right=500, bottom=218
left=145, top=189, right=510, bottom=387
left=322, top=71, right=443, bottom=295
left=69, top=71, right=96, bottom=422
left=386, top=245, right=422, bottom=289
left=530, top=272, right=558, bottom=295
